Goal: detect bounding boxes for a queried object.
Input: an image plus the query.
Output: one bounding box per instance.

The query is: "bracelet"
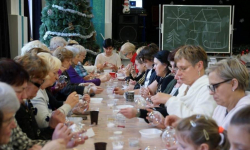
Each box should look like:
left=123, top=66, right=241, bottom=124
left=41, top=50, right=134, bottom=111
left=136, top=109, right=140, bottom=117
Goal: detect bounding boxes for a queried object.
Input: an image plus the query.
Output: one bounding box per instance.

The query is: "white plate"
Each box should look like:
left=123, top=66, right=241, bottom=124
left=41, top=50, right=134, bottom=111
left=116, top=105, right=134, bottom=109
left=139, top=129, right=162, bottom=138
left=90, top=98, right=103, bottom=103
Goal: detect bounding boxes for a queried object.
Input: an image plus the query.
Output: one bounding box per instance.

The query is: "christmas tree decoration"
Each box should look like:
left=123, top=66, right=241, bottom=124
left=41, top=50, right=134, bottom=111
left=47, top=9, right=53, bottom=16
left=123, top=0, right=130, bottom=14
left=39, top=0, right=100, bottom=62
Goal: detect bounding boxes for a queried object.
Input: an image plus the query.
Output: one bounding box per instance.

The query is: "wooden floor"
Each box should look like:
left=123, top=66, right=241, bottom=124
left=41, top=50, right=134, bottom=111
left=70, top=82, right=166, bottom=150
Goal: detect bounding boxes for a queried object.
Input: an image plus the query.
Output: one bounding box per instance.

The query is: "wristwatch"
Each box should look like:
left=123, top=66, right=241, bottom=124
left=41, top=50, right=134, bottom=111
left=136, top=108, right=140, bottom=117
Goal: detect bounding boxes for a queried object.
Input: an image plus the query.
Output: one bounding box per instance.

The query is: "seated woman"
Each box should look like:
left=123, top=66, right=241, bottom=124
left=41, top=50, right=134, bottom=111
left=151, top=45, right=217, bottom=118
left=0, top=82, right=47, bottom=149
left=94, top=38, right=122, bottom=72
left=31, top=53, right=79, bottom=128
left=174, top=115, right=229, bottom=150
left=228, top=105, right=250, bottom=150
left=125, top=54, right=147, bottom=90
left=65, top=45, right=101, bottom=86
left=53, top=47, right=103, bottom=101
left=71, top=45, right=110, bottom=82
left=120, top=42, right=138, bottom=73
left=207, top=58, right=250, bottom=129
left=0, top=82, right=78, bottom=150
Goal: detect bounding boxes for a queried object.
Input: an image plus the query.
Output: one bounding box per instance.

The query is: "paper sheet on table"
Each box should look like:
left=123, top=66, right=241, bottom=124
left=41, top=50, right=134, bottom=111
left=86, top=128, right=95, bottom=138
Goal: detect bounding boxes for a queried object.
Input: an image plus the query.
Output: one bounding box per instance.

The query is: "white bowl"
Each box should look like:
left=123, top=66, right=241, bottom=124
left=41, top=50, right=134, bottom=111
left=139, top=128, right=162, bottom=138
left=90, top=98, right=103, bottom=103
left=116, top=105, right=134, bottom=110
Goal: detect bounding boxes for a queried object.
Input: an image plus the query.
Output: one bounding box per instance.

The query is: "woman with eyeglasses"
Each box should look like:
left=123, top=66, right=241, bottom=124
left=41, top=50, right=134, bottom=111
left=151, top=45, right=217, bottom=118
left=94, top=38, right=122, bottom=72
left=207, top=58, right=250, bottom=129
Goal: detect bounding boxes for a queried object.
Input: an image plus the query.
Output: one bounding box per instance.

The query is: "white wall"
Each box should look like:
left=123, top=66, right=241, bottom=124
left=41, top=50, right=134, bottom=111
left=105, top=0, right=112, bottom=39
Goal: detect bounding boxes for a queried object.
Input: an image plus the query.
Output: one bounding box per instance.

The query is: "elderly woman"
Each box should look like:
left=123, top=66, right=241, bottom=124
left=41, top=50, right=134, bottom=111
left=207, top=58, right=250, bottom=129
left=0, top=82, right=48, bottom=149
left=0, top=82, right=74, bottom=150
left=95, top=38, right=122, bottom=71
left=151, top=45, right=217, bottom=118
left=72, top=45, right=110, bottom=82
left=31, top=53, right=79, bottom=128
left=65, top=45, right=101, bottom=86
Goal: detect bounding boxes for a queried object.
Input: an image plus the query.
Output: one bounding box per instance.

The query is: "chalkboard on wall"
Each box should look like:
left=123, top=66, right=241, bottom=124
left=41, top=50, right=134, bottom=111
left=162, top=5, right=232, bottom=53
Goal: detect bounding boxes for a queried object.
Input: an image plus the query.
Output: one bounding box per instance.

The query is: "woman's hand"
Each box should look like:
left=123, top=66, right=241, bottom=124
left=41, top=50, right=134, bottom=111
left=65, top=92, right=79, bottom=108
left=124, top=64, right=132, bottom=77
left=151, top=93, right=172, bottom=105
left=164, top=115, right=180, bottom=127
left=89, top=86, right=103, bottom=94
left=113, top=87, right=124, bottom=95
left=49, top=110, right=66, bottom=129
left=129, top=79, right=136, bottom=86
left=83, top=94, right=90, bottom=103
left=119, top=108, right=137, bottom=119
left=140, top=87, right=151, bottom=99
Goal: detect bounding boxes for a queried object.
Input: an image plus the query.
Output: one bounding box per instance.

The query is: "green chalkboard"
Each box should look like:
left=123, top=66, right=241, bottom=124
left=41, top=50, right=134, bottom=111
left=162, top=5, right=232, bottom=53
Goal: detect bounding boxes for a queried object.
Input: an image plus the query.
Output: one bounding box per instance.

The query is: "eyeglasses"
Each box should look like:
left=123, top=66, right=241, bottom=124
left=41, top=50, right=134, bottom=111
left=3, top=114, right=15, bottom=126
left=29, top=80, right=41, bottom=88
left=207, top=79, right=232, bottom=93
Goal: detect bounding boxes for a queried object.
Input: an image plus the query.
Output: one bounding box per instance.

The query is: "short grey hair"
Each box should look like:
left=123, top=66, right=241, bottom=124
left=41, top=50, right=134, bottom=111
left=21, top=40, right=49, bottom=56
left=206, top=58, right=249, bottom=91
left=72, top=45, right=87, bottom=55
left=0, top=82, right=20, bottom=113
left=64, top=46, right=79, bottom=58
left=50, top=37, right=67, bottom=51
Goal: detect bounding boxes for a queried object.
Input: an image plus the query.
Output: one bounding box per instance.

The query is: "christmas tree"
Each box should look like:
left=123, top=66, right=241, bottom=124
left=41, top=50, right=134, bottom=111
left=39, top=0, right=100, bottom=60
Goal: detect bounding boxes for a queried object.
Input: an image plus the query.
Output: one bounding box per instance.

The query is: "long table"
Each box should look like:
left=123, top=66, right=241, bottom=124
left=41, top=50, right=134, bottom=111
left=71, top=84, right=167, bottom=150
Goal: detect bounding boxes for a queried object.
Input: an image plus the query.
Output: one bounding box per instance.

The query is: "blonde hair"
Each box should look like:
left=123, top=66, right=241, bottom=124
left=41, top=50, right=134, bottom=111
left=37, top=52, right=61, bottom=72
left=21, top=40, right=50, bottom=56
left=120, top=42, right=136, bottom=54
left=175, top=45, right=208, bottom=69
left=53, top=47, right=73, bottom=62
left=50, top=37, right=67, bottom=51
left=176, top=115, right=230, bottom=150
left=206, top=58, right=249, bottom=91
left=136, top=46, right=146, bottom=55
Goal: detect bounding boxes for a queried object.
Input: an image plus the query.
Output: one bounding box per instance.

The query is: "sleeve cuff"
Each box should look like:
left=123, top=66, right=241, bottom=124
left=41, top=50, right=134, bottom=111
left=58, top=104, right=72, bottom=115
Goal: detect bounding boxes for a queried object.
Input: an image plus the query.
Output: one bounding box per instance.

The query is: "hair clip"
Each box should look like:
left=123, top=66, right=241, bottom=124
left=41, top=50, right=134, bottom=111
left=203, top=129, right=209, bottom=141
left=196, top=115, right=201, bottom=119
left=190, top=120, right=196, bottom=127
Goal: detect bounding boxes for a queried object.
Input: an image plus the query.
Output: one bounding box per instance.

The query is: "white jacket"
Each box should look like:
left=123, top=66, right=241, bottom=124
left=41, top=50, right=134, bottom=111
left=165, top=75, right=217, bottom=118
left=31, top=89, right=71, bottom=128
left=212, top=92, right=250, bottom=130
